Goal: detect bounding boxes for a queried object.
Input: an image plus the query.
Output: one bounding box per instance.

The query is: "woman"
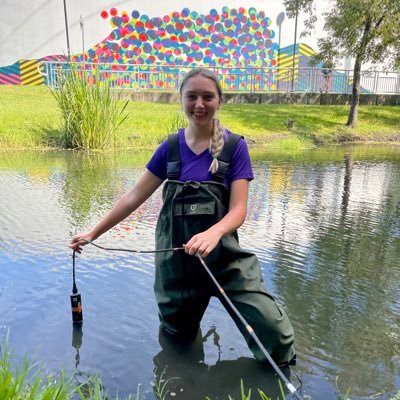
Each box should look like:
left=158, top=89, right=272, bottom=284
left=69, top=67, right=296, bottom=366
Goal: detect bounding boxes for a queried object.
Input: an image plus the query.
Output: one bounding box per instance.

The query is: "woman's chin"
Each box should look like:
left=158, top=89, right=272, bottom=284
left=191, top=116, right=213, bottom=127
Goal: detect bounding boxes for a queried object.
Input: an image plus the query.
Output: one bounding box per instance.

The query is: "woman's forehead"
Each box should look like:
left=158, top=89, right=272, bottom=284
left=182, top=74, right=219, bottom=92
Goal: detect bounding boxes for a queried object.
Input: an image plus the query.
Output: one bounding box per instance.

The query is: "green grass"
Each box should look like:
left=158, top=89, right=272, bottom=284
left=0, top=86, right=60, bottom=148
left=0, top=86, right=399, bottom=150
left=1, top=333, right=400, bottom=400
left=0, top=333, right=141, bottom=400
left=49, top=67, right=129, bottom=150
left=218, top=103, right=400, bottom=145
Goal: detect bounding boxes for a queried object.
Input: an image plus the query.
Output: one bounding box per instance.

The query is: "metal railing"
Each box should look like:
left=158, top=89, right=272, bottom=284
left=38, top=61, right=400, bottom=95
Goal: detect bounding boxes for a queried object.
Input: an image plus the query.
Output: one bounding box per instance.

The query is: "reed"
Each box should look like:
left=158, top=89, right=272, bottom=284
left=50, top=65, right=129, bottom=150
left=206, top=379, right=286, bottom=400
left=1, top=335, right=399, bottom=400
left=152, top=367, right=179, bottom=400
left=0, top=333, right=139, bottom=400
left=163, top=111, right=188, bottom=137
left=0, top=334, right=74, bottom=399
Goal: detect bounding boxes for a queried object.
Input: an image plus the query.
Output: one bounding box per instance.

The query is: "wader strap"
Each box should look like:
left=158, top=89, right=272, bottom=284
left=166, top=132, right=243, bottom=182
left=212, top=133, right=243, bottom=183
left=167, top=133, right=180, bottom=180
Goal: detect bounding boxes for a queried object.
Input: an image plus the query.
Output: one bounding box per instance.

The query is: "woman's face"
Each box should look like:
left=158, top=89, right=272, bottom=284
left=181, top=74, right=222, bottom=130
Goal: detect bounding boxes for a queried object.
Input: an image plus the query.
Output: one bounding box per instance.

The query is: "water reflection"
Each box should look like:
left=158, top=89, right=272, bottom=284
left=1, top=145, right=400, bottom=399
left=72, top=323, right=83, bottom=369
left=61, top=152, right=119, bottom=229
left=154, top=328, right=294, bottom=400
left=242, top=149, right=400, bottom=398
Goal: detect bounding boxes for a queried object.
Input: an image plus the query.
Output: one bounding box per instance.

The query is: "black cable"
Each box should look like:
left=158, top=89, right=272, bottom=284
left=71, top=239, right=303, bottom=398
left=76, top=238, right=184, bottom=254
left=72, top=250, right=78, bottom=294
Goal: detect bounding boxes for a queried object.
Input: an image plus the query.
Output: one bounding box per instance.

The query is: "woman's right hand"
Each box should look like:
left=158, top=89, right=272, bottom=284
left=69, top=232, right=96, bottom=253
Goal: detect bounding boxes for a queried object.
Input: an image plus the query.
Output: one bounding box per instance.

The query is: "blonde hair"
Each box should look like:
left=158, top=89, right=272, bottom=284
left=179, top=68, right=225, bottom=174
left=208, top=118, right=225, bottom=173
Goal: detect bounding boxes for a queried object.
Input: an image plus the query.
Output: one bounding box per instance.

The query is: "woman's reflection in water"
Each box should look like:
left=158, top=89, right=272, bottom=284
left=153, top=327, right=293, bottom=400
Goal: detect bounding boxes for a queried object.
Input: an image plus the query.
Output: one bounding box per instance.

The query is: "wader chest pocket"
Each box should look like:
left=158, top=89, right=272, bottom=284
left=173, top=198, right=216, bottom=216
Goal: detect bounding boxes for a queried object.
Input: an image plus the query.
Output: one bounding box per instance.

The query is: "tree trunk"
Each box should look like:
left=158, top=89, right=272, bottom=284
left=347, top=18, right=372, bottom=128
left=346, top=56, right=362, bottom=128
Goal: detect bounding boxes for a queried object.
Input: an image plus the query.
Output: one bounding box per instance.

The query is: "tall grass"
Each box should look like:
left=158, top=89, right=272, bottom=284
left=1, top=335, right=399, bottom=400
left=0, top=334, right=74, bottom=399
left=50, top=65, right=129, bottom=150
left=162, top=111, right=188, bottom=137
left=0, top=333, right=140, bottom=400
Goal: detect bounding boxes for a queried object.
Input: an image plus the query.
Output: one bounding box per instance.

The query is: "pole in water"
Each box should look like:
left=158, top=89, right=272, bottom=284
left=195, top=253, right=303, bottom=400
left=71, top=250, right=83, bottom=324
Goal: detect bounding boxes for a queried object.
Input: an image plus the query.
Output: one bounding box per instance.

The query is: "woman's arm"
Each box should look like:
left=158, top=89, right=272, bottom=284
left=184, top=179, right=249, bottom=257
left=69, top=170, right=164, bottom=252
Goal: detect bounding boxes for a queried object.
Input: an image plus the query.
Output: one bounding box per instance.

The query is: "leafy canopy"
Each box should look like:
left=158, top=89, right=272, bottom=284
left=283, top=0, right=400, bottom=69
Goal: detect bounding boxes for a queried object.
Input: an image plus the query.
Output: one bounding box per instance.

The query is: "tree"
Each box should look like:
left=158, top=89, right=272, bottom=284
left=283, top=0, right=400, bottom=128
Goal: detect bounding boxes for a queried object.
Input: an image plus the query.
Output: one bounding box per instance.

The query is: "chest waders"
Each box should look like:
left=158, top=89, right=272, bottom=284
left=154, top=133, right=296, bottom=365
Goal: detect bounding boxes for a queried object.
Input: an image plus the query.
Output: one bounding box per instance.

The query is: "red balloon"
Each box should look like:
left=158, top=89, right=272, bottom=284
left=110, top=7, right=117, bottom=16
left=100, top=10, right=108, bottom=19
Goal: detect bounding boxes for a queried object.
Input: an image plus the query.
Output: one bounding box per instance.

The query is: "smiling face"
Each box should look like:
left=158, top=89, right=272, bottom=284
left=180, top=73, right=222, bottom=132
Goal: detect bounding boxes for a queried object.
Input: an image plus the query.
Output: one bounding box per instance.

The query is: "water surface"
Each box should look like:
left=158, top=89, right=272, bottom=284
left=0, top=145, right=399, bottom=399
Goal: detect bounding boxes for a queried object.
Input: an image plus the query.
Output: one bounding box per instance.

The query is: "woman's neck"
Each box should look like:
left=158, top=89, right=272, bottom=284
left=184, top=124, right=213, bottom=155
left=185, top=123, right=213, bottom=141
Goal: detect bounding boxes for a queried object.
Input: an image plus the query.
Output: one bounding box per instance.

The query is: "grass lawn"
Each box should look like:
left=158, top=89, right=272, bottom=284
left=1, top=85, right=399, bottom=149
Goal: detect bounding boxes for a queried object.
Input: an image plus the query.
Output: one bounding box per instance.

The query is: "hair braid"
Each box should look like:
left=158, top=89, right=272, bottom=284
left=208, top=118, right=225, bottom=174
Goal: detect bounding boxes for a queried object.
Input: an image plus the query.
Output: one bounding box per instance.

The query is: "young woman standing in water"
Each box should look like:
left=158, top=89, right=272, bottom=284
left=69, top=67, right=296, bottom=366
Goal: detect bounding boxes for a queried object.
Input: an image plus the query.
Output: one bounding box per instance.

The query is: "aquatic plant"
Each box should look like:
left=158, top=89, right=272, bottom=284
left=0, top=334, right=74, bottom=399
left=206, top=379, right=287, bottom=400
left=2, top=332, right=399, bottom=400
left=152, top=367, right=179, bottom=400
left=50, top=64, right=129, bottom=150
left=0, top=333, right=140, bottom=400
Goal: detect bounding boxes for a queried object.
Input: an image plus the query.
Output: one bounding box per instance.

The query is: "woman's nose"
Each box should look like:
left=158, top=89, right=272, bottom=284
left=195, top=97, right=204, bottom=107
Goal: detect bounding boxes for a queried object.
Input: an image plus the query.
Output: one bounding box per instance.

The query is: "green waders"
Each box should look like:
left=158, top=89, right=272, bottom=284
left=154, top=179, right=296, bottom=365
left=154, top=134, right=295, bottom=364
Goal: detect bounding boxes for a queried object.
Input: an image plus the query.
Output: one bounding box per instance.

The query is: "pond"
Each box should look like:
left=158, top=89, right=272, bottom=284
left=0, top=145, right=399, bottom=400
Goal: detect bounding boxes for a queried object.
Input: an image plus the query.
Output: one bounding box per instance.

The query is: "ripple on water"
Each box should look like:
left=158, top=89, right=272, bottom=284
left=1, top=149, right=400, bottom=400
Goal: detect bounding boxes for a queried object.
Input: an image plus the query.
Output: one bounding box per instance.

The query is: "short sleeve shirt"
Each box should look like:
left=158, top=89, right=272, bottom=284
left=146, top=128, right=253, bottom=187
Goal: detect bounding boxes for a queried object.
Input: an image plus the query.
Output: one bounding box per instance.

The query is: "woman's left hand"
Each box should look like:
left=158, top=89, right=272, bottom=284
left=184, top=228, right=223, bottom=258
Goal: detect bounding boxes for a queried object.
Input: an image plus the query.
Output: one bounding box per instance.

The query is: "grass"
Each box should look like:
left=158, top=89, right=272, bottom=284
left=0, top=86, right=399, bottom=150
left=49, top=66, right=129, bottom=149
left=1, top=334, right=400, bottom=400
left=0, top=336, right=287, bottom=400
left=206, top=379, right=286, bottom=400
left=0, top=333, right=140, bottom=400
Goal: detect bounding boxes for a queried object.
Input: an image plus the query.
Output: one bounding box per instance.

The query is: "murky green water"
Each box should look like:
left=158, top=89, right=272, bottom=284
left=0, top=145, right=399, bottom=399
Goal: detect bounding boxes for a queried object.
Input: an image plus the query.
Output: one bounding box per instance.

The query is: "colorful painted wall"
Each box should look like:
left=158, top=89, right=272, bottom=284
left=0, top=5, right=320, bottom=88
left=75, top=7, right=279, bottom=68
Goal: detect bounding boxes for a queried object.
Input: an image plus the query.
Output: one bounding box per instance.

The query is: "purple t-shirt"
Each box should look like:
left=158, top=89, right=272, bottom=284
left=146, top=128, right=253, bottom=187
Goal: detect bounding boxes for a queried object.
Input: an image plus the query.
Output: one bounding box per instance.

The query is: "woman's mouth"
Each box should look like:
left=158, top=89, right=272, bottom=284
left=193, top=111, right=207, bottom=117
